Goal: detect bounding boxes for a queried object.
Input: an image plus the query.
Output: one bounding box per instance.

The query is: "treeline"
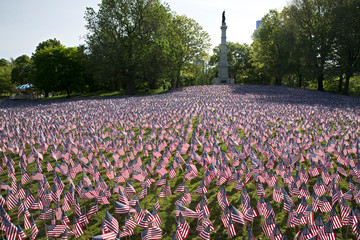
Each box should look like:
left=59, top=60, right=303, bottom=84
left=211, top=0, right=360, bottom=95
left=256, top=0, right=360, bottom=95
left=0, top=0, right=211, bottom=97
left=0, top=0, right=359, bottom=97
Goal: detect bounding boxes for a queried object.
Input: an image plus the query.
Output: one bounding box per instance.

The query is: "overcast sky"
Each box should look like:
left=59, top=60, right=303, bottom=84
left=0, top=0, right=289, bottom=60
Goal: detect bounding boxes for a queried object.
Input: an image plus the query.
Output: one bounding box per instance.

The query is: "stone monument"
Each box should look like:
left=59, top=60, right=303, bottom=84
left=213, top=11, right=234, bottom=85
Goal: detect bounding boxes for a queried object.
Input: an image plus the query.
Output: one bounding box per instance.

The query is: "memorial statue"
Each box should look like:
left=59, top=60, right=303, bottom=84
left=213, top=10, right=234, bottom=85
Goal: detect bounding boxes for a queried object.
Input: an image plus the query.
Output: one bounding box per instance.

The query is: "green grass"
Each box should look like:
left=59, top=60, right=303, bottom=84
left=35, top=86, right=169, bottom=101
left=1, top=90, right=359, bottom=240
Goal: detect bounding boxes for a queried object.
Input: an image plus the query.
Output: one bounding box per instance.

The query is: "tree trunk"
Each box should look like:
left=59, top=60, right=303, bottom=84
left=275, top=74, right=282, bottom=86
left=175, top=75, right=181, bottom=88
left=317, top=73, right=324, bottom=91
left=338, top=74, right=343, bottom=93
left=66, top=88, right=70, bottom=98
left=115, top=77, right=120, bottom=91
left=110, top=78, right=116, bottom=91
left=175, top=66, right=182, bottom=88
left=170, top=78, right=175, bottom=89
left=126, top=78, right=135, bottom=95
left=343, top=73, right=351, bottom=96
left=298, top=73, right=303, bottom=88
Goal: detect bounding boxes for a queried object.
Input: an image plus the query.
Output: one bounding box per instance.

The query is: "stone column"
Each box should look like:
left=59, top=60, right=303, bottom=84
left=218, top=23, right=229, bottom=82
left=213, top=12, right=234, bottom=85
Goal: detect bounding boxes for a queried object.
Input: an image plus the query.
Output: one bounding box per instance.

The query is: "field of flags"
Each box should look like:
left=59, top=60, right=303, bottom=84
left=1, top=85, right=360, bottom=239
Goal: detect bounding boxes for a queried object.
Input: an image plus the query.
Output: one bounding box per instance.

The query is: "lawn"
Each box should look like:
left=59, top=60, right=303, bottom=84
left=0, top=85, right=360, bottom=239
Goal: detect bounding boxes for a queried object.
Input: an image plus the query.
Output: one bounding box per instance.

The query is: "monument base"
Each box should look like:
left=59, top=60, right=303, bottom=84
left=213, top=77, right=234, bottom=85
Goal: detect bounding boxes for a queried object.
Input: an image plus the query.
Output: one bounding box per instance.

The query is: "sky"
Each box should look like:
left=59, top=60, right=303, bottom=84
left=0, top=0, right=289, bottom=60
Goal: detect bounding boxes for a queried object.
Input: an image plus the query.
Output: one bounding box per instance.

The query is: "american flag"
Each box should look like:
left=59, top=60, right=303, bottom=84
left=198, top=224, right=211, bottom=240
left=340, top=198, right=352, bottom=224
left=73, top=215, right=84, bottom=237
left=141, top=227, right=162, bottom=240
left=262, top=214, right=276, bottom=237
left=321, top=220, right=336, bottom=240
left=79, top=208, right=89, bottom=227
left=3, top=217, right=18, bottom=240
left=137, top=212, right=150, bottom=228
left=104, top=210, right=119, bottom=233
left=124, top=213, right=137, bottom=235
left=227, top=214, right=237, bottom=238
left=178, top=212, right=190, bottom=238
left=1, top=85, right=360, bottom=240
left=299, top=224, right=313, bottom=240
left=115, top=201, right=132, bottom=214
left=6, top=189, right=17, bottom=210
left=17, top=224, right=27, bottom=240
left=92, top=231, right=118, bottom=240
left=175, top=204, right=198, bottom=219
left=296, top=197, right=308, bottom=214
left=46, top=224, right=67, bottom=238
left=320, top=196, right=332, bottom=213
left=174, top=220, right=184, bottom=240
left=271, top=225, right=283, bottom=240
left=30, top=216, right=39, bottom=240
left=174, top=181, right=186, bottom=193
left=87, top=200, right=98, bottom=219
left=327, top=206, right=343, bottom=229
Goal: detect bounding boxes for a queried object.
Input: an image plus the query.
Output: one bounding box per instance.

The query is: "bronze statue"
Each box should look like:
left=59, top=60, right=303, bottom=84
left=222, top=11, right=225, bottom=24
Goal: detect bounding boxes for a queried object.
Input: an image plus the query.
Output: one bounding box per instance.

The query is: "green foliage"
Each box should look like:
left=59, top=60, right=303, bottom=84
left=252, top=10, right=296, bottom=86
left=241, top=0, right=360, bottom=95
left=32, top=45, right=86, bottom=98
left=11, top=54, right=34, bottom=85
left=169, top=15, right=211, bottom=88
left=35, top=38, right=62, bottom=53
left=84, top=0, right=210, bottom=94
left=0, top=59, right=14, bottom=94
left=0, top=58, right=9, bottom=66
left=331, top=0, right=360, bottom=95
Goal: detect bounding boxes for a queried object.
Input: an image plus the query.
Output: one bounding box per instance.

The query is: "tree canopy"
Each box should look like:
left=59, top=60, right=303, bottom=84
left=0, top=59, right=14, bottom=94
left=32, top=44, right=85, bottom=98
left=84, top=0, right=210, bottom=94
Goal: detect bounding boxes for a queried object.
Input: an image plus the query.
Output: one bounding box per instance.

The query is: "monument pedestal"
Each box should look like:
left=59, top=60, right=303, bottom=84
left=213, top=77, right=234, bottom=85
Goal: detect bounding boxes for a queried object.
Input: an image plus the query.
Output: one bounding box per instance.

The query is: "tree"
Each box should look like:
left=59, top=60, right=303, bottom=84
left=169, top=15, right=210, bottom=88
left=332, top=0, right=360, bottom=95
left=286, top=0, right=335, bottom=91
left=85, top=0, right=210, bottom=93
left=11, top=55, right=33, bottom=85
left=85, top=0, right=174, bottom=94
left=251, top=10, right=295, bottom=86
left=0, top=58, right=8, bottom=66
left=33, top=45, right=85, bottom=98
left=35, top=38, right=62, bottom=53
left=0, top=59, right=14, bottom=94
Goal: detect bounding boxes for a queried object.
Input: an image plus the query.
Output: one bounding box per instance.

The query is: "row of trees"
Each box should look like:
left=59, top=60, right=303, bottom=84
left=0, top=0, right=211, bottom=97
left=84, top=0, right=210, bottom=95
left=249, top=0, right=360, bottom=95
left=1, top=0, right=359, bottom=97
left=0, top=40, right=87, bottom=98
left=0, top=55, right=34, bottom=95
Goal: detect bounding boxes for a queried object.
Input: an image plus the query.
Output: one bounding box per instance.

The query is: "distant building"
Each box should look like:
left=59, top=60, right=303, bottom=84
left=253, top=20, right=262, bottom=39
left=256, top=20, right=262, bottom=30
